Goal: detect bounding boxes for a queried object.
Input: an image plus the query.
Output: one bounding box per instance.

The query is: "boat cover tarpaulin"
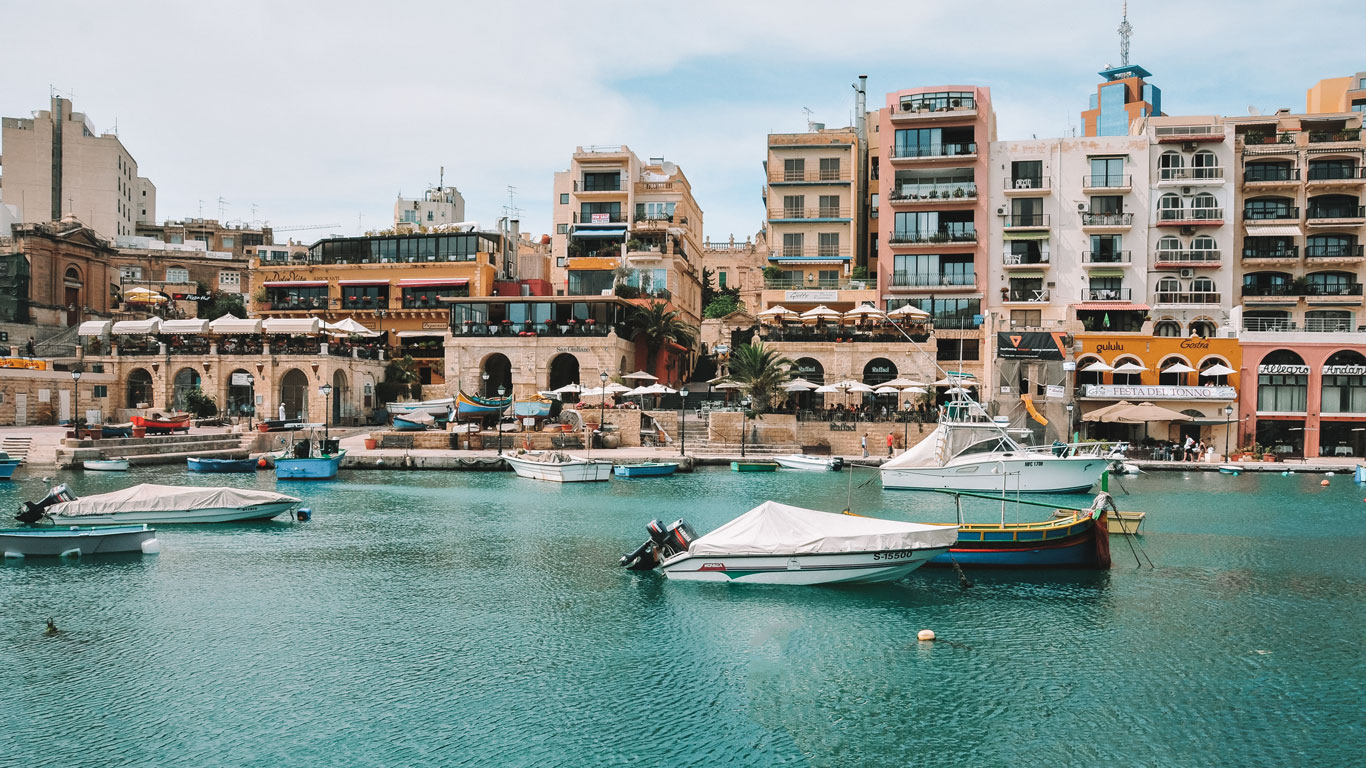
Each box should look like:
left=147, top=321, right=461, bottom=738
left=47, top=484, right=299, bottom=518
left=882, top=425, right=946, bottom=469
left=688, top=501, right=957, bottom=556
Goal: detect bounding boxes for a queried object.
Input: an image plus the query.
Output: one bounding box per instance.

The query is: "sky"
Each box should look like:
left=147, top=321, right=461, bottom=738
left=2, top=0, right=1363, bottom=245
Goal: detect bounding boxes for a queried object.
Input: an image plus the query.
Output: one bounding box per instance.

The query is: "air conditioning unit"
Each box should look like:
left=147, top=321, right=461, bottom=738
left=996, top=206, right=1007, bottom=216
left=1181, top=186, right=1192, bottom=195
left=1178, top=268, right=1195, bottom=279
left=1076, top=202, right=1087, bottom=211
left=1180, top=226, right=1195, bottom=236
left=1183, top=142, right=1198, bottom=152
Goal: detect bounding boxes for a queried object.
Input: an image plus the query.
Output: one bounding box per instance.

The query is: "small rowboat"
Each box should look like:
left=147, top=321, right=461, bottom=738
left=773, top=454, right=843, bottom=472
left=83, top=459, right=130, bottom=472
left=0, top=462, right=15, bottom=481
left=1, top=524, right=160, bottom=558
left=385, top=397, right=455, bottom=417
left=513, top=397, right=554, bottom=419
left=614, top=462, right=679, bottom=478
left=456, top=390, right=513, bottom=418
left=131, top=413, right=191, bottom=434
left=1219, top=465, right=1242, bottom=475
left=925, top=493, right=1114, bottom=569
left=187, top=457, right=259, bottom=473
left=731, top=461, right=778, bottom=472
left=101, top=424, right=133, bottom=438
left=392, top=412, right=435, bottom=431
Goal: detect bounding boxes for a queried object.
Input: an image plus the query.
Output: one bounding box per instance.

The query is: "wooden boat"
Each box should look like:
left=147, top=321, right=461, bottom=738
left=513, top=396, right=554, bottom=419
left=82, top=459, right=130, bottom=472
left=2, top=524, right=160, bottom=558
left=18, top=483, right=299, bottom=525
left=0, top=462, right=15, bottom=481
left=1218, top=465, right=1242, bottom=475
left=456, top=390, right=513, bottom=418
left=924, top=492, right=1113, bottom=569
left=101, top=424, right=133, bottom=438
left=385, top=397, right=455, bottom=417
left=392, top=411, right=435, bottom=431
left=773, top=454, right=843, bottom=472
left=274, top=426, right=344, bottom=480
left=130, top=413, right=191, bottom=434
left=731, top=461, right=778, bottom=472
left=613, top=462, right=679, bottom=478
left=504, top=451, right=611, bottom=482
left=187, top=457, right=258, bottom=473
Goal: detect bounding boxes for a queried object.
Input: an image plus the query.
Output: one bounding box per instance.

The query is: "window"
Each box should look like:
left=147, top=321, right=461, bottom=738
left=93, top=385, right=108, bottom=398
left=581, top=172, right=620, bottom=191
left=1192, top=235, right=1216, bottom=253
left=1192, top=193, right=1218, bottom=216
left=1306, top=271, right=1356, bottom=295
left=1158, top=357, right=1190, bottom=386
left=1192, top=151, right=1219, bottom=177
left=1156, top=235, right=1181, bottom=254
left=819, top=157, right=841, bottom=180
left=1008, top=277, right=1044, bottom=302
left=1244, top=236, right=1296, bottom=258
left=559, top=193, right=569, bottom=205
left=717, top=271, right=727, bottom=288
left=580, top=202, right=621, bottom=222
left=1308, top=194, right=1361, bottom=219
left=1157, top=193, right=1182, bottom=217
left=218, top=271, right=240, bottom=291
left=1089, top=276, right=1123, bottom=299
left=782, top=232, right=804, bottom=257
left=1112, top=356, right=1143, bottom=386
left=1008, top=240, right=1047, bottom=264
left=782, top=195, right=805, bottom=218
left=894, top=210, right=975, bottom=239
left=817, top=232, right=840, bottom=258
left=556, top=223, right=568, bottom=234
left=936, top=338, right=979, bottom=361
left=783, top=158, right=805, bottom=181
left=1011, top=160, right=1042, bottom=187
left=1089, top=234, right=1122, bottom=261
left=635, top=202, right=675, bottom=221
left=1158, top=151, right=1184, bottom=179
left=1009, top=309, right=1041, bottom=328
left=567, top=270, right=614, bottom=296
left=426, top=211, right=434, bottom=221
left=1090, top=195, right=1124, bottom=215
left=1306, top=234, right=1357, bottom=258
left=342, top=284, right=389, bottom=309
left=1154, top=320, right=1182, bottom=337
left=169, top=235, right=183, bottom=244
left=1245, top=161, right=1293, bottom=182
left=165, top=267, right=189, bottom=283
left=1156, top=276, right=1180, bottom=293
left=1308, top=159, right=1357, bottom=180
left=818, top=195, right=841, bottom=217
left=221, top=236, right=234, bottom=248
left=1257, top=350, right=1308, bottom=412
left=119, top=266, right=142, bottom=281
left=1088, top=156, right=1125, bottom=186
left=893, top=127, right=974, bottom=158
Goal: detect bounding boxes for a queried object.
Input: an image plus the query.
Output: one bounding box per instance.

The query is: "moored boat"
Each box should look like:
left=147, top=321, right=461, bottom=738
left=613, top=462, right=679, bottom=478
left=455, top=390, right=512, bottom=418
left=925, top=492, right=1114, bottom=568
left=82, top=459, right=130, bottom=472
left=100, top=424, right=133, bottom=438
left=504, top=451, right=611, bottom=482
left=392, top=411, right=435, bottom=431
left=385, top=397, right=455, bottom=418
left=130, top=413, right=192, bottom=434
left=16, top=484, right=300, bottom=525
left=0, top=462, right=15, bottom=481
left=2, top=524, right=159, bottom=558
left=619, top=501, right=958, bottom=585
left=187, top=457, right=259, bottom=473
left=773, top=454, right=843, bottom=472
left=730, top=461, right=778, bottom=472
left=274, top=425, right=345, bottom=480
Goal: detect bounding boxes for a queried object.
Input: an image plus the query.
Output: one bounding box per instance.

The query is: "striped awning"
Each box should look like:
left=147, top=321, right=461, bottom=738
left=77, top=320, right=111, bottom=336
left=337, top=279, right=390, bottom=286
left=209, top=317, right=262, bottom=334
left=112, top=318, right=162, bottom=335
left=1003, top=231, right=1051, bottom=241
left=397, top=278, right=468, bottom=287
left=262, top=317, right=322, bottom=335
left=396, top=330, right=447, bottom=338
left=1008, top=271, right=1046, bottom=278
left=571, top=229, right=627, bottom=239
left=1245, top=225, right=1302, bottom=237
left=160, top=319, right=211, bottom=334
left=1076, top=302, right=1150, bottom=311
left=1087, top=269, right=1126, bottom=277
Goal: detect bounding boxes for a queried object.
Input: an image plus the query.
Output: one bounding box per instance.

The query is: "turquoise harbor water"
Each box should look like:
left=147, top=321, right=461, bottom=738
left=2, top=466, right=1363, bottom=767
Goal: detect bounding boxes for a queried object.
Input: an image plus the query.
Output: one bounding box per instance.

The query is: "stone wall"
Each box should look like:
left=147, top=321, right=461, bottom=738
left=0, top=365, right=118, bottom=425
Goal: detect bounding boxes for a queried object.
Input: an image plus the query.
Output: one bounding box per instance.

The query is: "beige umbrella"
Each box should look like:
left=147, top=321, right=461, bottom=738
left=713, top=381, right=744, bottom=390
left=887, top=304, right=930, bottom=319
left=882, top=377, right=920, bottom=388
left=786, top=377, right=817, bottom=388
left=813, top=385, right=841, bottom=394
left=1082, top=400, right=1135, bottom=422
left=622, top=370, right=658, bottom=382
left=843, top=305, right=886, bottom=320
left=756, top=306, right=797, bottom=318
left=901, top=386, right=929, bottom=395
left=604, top=382, right=632, bottom=394
left=1110, top=402, right=1193, bottom=423
left=784, top=381, right=815, bottom=392
left=800, top=305, right=842, bottom=322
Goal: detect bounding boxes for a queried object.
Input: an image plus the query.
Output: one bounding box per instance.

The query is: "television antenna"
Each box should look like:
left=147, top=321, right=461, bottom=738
left=803, top=107, right=814, bottom=131
left=1118, top=1, right=1133, bottom=66
left=502, top=185, right=523, bottom=221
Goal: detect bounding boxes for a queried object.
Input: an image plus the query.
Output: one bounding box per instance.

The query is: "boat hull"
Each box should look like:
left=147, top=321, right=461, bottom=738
left=731, top=461, right=778, bottom=472
left=187, top=458, right=258, bottom=473
left=882, top=455, right=1107, bottom=493
left=274, top=452, right=344, bottom=480
left=48, top=502, right=296, bottom=526
left=661, top=547, right=947, bottom=585
left=101, top=425, right=132, bottom=438
left=385, top=398, right=454, bottom=417
left=505, top=454, right=611, bottom=482
left=0, top=463, right=15, bottom=481
left=391, top=416, right=431, bottom=431
left=130, top=415, right=191, bottom=434
left=614, top=462, right=679, bottom=478
left=927, top=511, right=1110, bottom=569
left=455, top=390, right=512, bottom=418
left=83, top=460, right=130, bottom=472
left=1, top=524, right=157, bottom=557
left=773, top=455, right=841, bottom=471
left=513, top=400, right=552, bottom=418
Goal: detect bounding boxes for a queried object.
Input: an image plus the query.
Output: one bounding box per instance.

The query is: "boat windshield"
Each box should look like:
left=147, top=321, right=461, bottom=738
left=957, top=437, right=1018, bottom=457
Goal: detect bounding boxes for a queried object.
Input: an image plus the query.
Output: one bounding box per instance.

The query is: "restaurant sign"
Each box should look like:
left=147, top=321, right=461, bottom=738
left=1082, top=384, right=1237, bottom=400
left=785, top=290, right=839, bottom=302
left=1322, top=365, right=1366, bottom=376
left=1258, top=364, right=1310, bottom=375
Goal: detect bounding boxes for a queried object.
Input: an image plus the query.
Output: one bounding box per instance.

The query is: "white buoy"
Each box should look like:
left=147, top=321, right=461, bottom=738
left=1326, top=471, right=1335, bottom=477
left=917, top=629, right=936, bottom=642
left=141, top=538, right=161, bottom=554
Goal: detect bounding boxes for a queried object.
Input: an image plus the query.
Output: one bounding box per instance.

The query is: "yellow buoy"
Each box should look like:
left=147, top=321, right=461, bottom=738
left=917, top=629, right=936, bottom=642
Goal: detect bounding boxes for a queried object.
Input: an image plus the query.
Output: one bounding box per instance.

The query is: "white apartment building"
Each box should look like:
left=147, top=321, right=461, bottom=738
left=394, top=184, right=465, bottom=231
left=0, top=97, right=155, bottom=238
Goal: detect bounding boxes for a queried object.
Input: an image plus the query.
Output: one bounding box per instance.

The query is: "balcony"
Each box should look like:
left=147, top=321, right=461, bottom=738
left=1243, top=206, right=1300, bottom=221
left=1153, top=249, right=1221, bottom=267
left=890, top=143, right=977, bottom=162
left=1003, top=213, right=1049, bottom=229
left=1153, top=291, right=1221, bottom=306
left=768, top=169, right=852, bottom=184
left=767, top=247, right=853, bottom=262
left=1003, top=177, right=1049, bottom=195
left=452, top=321, right=622, bottom=338
left=1158, top=166, right=1225, bottom=184
left=1081, top=251, right=1131, bottom=266
left=574, top=212, right=627, bottom=224
left=768, top=206, right=852, bottom=221
left=1243, top=317, right=1363, bottom=333
left=1306, top=205, right=1366, bottom=224
left=1239, top=132, right=1297, bottom=147
left=1154, top=124, right=1225, bottom=143
left=1305, top=244, right=1364, bottom=260
left=886, top=231, right=977, bottom=247
left=1079, top=288, right=1133, bottom=302
left=1242, top=245, right=1299, bottom=262
left=1156, top=207, right=1223, bottom=226
left=1081, top=212, right=1133, bottom=229
left=340, top=295, right=390, bottom=311
left=1001, top=252, right=1050, bottom=268
left=887, top=182, right=977, bottom=204
left=1242, top=282, right=1364, bottom=298
left=887, top=272, right=976, bottom=290
left=1082, top=174, right=1132, bottom=191
left=763, top=277, right=875, bottom=291
left=889, top=95, right=977, bottom=122
left=1309, top=129, right=1362, bottom=144
left=634, top=180, right=681, bottom=194
left=1243, top=168, right=1300, bottom=186
left=1002, top=288, right=1051, bottom=303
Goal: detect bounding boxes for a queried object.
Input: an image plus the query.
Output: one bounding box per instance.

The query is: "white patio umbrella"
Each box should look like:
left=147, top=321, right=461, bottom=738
left=756, top=306, right=797, bottom=318
left=813, top=385, right=841, bottom=394
left=579, top=386, right=603, bottom=397
left=832, top=380, right=860, bottom=389
left=800, top=305, right=842, bottom=321
left=786, top=377, right=817, bottom=389
left=874, top=385, right=902, bottom=395
left=843, top=305, right=886, bottom=320
left=1082, top=360, right=1114, bottom=373
left=1161, top=362, right=1197, bottom=374
left=887, top=304, right=930, bottom=319
left=1200, top=363, right=1237, bottom=377
left=550, top=382, right=582, bottom=395
left=934, top=377, right=976, bottom=386
left=713, top=381, right=744, bottom=390
left=604, top=382, right=632, bottom=394
left=846, top=382, right=875, bottom=393
left=784, top=381, right=815, bottom=392
left=1112, top=362, right=1149, bottom=374
left=640, top=383, right=677, bottom=395
left=624, top=386, right=651, bottom=397
left=946, top=386, right=975, bottom=395
left=622, top=370, right=658, bottom=382
left=901, top=386, right=929, bottom=395
left=882, top=377, right=919, bottom=388
left=325, top=317, right=383, bottom=337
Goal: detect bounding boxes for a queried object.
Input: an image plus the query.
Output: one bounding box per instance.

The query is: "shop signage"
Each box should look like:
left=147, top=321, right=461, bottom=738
left=1258, top=364, right=1310, bottom=375
left=1322, top=365, right=1366, bottom=376
left=421, top=322, right=446, bottom=330
left=1045, top=385, right=1065, bottom=399
left=555, top=347, right=591, bottom=353
left=785, top=290, right=838, bottom=302
left=997, top=332, right=1065, bottom=360
left=1062, top=361, right=1076, bottom=371
left=230, top=373, right=254, bottom=386
left=591, top=214, right=610, bottom=223
left=867, top=363, right=892, bottom=375
left=1083, top=384, right=1237, bottom=400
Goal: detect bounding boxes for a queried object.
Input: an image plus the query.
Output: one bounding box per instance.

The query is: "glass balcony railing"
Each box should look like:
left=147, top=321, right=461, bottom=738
left=1082, top=174, right=1131, bottom=188
left=1305, top=244, right=1364, bottom=258
left=1159, top=167, right=1225, bottom=181
left=1243, top=206, right=1299, bottom=220
left=1081, top=212, right=1133, bottom=226
left=888, top=182, right=977, bottom=201
left=887, top=230, right=977, bottom=245
left=1004, top=214, right=1049, bottom=227
left=1081, top=251, right=1131, bottom=264
left=1242, top=246, right=1298, bottom=260
left=889, top=272, right=976, bottom=288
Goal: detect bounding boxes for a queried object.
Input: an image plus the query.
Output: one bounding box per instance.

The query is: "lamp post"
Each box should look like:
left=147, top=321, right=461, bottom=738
left=1066, top=402, right=1075, bottom=443
left=679, top=387, right=690, bottom=456
left=320, top=383, right=333, bottom=444
left=903, top=398, right=912, bottom=453
left=70, top=366, right=83, bottom=434
left=597, top=370, right=609, bottom=454
left=740, top=396, right=752, bottom=457
left=1224, top=404, right=1234, bottom=460
left=496, top=386, right=505, bottom=456
left=481, top=370, right=490, bottom=398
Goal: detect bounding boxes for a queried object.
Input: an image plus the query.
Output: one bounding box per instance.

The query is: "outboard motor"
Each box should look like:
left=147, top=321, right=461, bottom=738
left=662, top=520, right=697, bottom=559
left=16, top=483, right=77, bottom=524
left=619, top=518, right=696, bottom=571
left=830, top=457, right=845, bottom=471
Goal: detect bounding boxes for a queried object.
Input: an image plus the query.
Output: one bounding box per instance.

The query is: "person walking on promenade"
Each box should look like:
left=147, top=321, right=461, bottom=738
left=279, top=402, right=287, bottom=421
left=1183, top=434, right=1195, bottom=462
left=861, top=432, right=869, bottom=458
left=886, top=431, right=895, bottom=457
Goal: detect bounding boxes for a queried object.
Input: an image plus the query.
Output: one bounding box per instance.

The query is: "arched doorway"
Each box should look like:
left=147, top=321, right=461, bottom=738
left=1154, top=320, right=1182, bottom=337
left=280, top=368, right=309, bottom=421
left=863, top=358, right=897, bottom=386
left=332, top=369, right=350, bottom=424
left=1076, top=356, right=1105, bottom=388
left=793, top=357, right=824, bottom=384
left=126, top=368, right=153, bottom=409
left=172, top=367, right=201, bottom=412
left=481, top=353, right=512, bottom=397
left=1198, top=357, right=1232, bottom=386
left=1188, top=318, right=1217, bottom=338
left=227, top=369, right=255, bottom=417
left=1158, top=356, right=1191, bottom=386
left=1256, top=349, right=1307, bottom=456
left=1322, top=349, right=1366, bottom=456
left=63, top=266, right=82, bottom=326
left=548, top=353, right=580, bottom=391
left=1112, top=356, right=1145, bottom=386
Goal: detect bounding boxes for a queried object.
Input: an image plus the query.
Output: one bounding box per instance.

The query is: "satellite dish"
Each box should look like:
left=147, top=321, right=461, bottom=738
left=1248, top=106, right=1261, bottom=115
left=660, top=161, right=677, bottom=178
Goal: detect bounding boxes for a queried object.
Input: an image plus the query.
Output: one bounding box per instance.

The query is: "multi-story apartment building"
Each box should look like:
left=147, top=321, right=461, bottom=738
left=394, top=184, right=465, bottom=232
left=1, top=97, right=156, bottom=238
left=1305, top=71, right=1366, bottom=115
left=550, top=146, right=704, bottom=324
left=135, top=218, right=273, bottom=260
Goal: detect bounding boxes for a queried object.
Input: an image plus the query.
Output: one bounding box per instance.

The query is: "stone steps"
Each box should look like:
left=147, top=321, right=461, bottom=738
left=688, top=443, right=804, bottom=455
left=57, top=433, right=251, bottom=467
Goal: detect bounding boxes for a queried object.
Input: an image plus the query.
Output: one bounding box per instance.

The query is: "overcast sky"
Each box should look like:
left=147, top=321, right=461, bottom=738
left=2, top=0, right=1362, bottom=244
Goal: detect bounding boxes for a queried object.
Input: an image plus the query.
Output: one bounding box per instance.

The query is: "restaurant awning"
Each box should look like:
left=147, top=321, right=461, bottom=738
left=209, top=317, right=262, bottom=334
left=263, top=280, right=327, bottom=287
left=1003, top=231, right=1051, bottom=241
left=160, top=319, right=211, bottom=334
left=77, top=320, right=111, bottom=336
left=262, top=318, right=322, bottom=335
left=571, top=229, right=627, bottom=239
left=397, top=278, right=469, bottom=287
left=337, top=279, right=390, bottom=286
left=112, top=318, right=162, bottom=335
left=396, top=330, right=447, bottom=338
left=1008, top=271, right=1046, bottom=278
left=1244, top=225, right=1302, bottom=237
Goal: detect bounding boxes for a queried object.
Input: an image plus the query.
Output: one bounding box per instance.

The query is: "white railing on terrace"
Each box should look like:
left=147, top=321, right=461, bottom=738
left=1154, top=249, right=1221, bottom=263
left=1155, top=125, right=1220, bottom=137
left=1159, top=167, right=1225, bottom=181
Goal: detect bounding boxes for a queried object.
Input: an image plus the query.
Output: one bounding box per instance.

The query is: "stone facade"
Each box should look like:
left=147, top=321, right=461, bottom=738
left=0, top=364, right=117, bottom=426
left=443, top=332, right=637, bottom=401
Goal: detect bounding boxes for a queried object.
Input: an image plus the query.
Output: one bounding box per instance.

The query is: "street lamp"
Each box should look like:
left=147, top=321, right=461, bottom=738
left=482, top=371, right=490, bottom=398
left=597, top=370, right=609, bottom=454
left=903, top=398, right=912, bottom=453
left=740, top=396, right=752, bottom=457
left=679, top=387, right=690, bottom=456
left=496, top=386, right=506, bottom=456
left=319, top=383, right=333, bottom=445
left=1066, top=402, right=1075, bottom=443
left=1223, top=404, right=1234, bottom=460
left=70, top=366, right=83, bottom=434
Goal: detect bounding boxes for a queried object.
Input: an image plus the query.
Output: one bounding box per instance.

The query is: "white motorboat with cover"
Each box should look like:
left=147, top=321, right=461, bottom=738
left=618, top=501, right=958, bottom=585
left=773, top=454, right=844, bottom=472
left=504, top=451, right=612, bottom=482
left=17, top=483, right=300, bottom=525
left=881, top=399, right=1113, bottom=493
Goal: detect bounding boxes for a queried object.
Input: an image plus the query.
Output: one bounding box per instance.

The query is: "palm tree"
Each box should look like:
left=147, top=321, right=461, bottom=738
left=727, top=342, right=793, bottom=413
left=626, top=300, right=695, bottom=379
left=384, top=355, right=422, bottom=400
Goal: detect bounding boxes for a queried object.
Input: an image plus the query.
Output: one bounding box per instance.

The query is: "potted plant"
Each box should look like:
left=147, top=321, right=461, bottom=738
left=953, top=187, right=965, bottom=198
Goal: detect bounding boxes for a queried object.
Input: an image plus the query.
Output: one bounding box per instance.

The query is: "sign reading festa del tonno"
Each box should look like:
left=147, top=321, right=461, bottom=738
left=1082, top=384, right=1238, bottom=400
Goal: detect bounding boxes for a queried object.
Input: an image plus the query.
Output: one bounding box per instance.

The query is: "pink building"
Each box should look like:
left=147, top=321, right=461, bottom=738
left=1238, top=340, right=1366, bottom=459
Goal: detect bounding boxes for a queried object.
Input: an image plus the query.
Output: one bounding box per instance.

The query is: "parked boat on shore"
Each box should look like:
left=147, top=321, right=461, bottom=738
left=385, top=397, right=455, bottom=418
left=16, top=484, right=300, bottom=525
left=82, top=459, right=130, bottom=472
left=100, top=424, right=133, bottom=438
left=455, top=390, right=512, bottom=419
left=613, top=462, right=679, bottom=478
left=392, top=411, right=436, bottom=431
left=774, top=454, right=843, bottom=472
left=130, top=413, right=192, bottom=434
left=187, top=457, right=259, bottom=473
left=2, top=524, right=159, bottom=558
left=619, top=501, right=958, bottom=585
left=504, top=451, right=611, bottom=482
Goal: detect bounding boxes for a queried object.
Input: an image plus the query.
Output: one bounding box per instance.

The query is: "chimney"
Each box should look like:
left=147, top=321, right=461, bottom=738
left=854, top=75, right=868, bottom=141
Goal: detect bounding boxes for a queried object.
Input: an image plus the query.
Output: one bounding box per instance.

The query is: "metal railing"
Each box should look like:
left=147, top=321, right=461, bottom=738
left=1243, top=246, right=1298, bottom=259
left=1004, top=177, right=1049, bottom=191
left=575, top=180, right=622, bottom=192
left=1082, top=212, right=1133, bottom=226
left=1307, top=205, right=1366, bottom=220
left=888, top=182, right=977, bottom=201
left=1158, top=207, right=1223, bottom=222
left=1154, top=291, right=1221, bottom=305
left=1244, top=168, right=1300, bottom=182
left=1309, top=130, right=1362, bottom=143
left=1154, top=249, right=1221, bottom=263
left=769, top=206, right=852, bottom=219
left=886, top=231, right=977, bottom=245
left=1244, top=317, right=1362, bottom=333
left=889, top=272, right=976, bottom=288
left=1155, top=124, right=1220, bottom=137
left=1003, top=289, right=1051, bottom=302
left=1307, top=166, right=1366, bottom=181
left=892, top=95, right=977, bottom=114
left=452, top=321, right=623, bottom=338
left=575, top=212, right=627, bottom=223
left=1243, top=206, right=1299, bottom=220
left=1081, top=250, right=1131, bottom=264
left=1305, top=244, right=1364, bottom=258
left=1159, top=167, right=1225, bottom=181
left=1240, top=132, right=1297, bottom=146
left=763, top=278, right=874, bottom=290
left=1082, top=174, right=1131, bottom=188
left=767, top=247, right=853, bottom=260
left=1241, top=283, right=1362, bottom=297
left=1001, top=252, right=1050, bottom=266
left=1080, top=288, right=1132, bottom=301
left=1004, top=214, right=1049, bottom=227
left=891, top=142, right=977, bottom=159
left=770, top=169, right=851, bottom=183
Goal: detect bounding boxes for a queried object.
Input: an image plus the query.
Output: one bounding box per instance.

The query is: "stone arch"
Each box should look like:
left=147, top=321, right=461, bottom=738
left=1154, top=319, right=1182, bottom=337
left=332, top=369, right=350, bottom=423
left=1198, top=355, right=1232, bottom=386
left=480, top=352, right=512, bottom=397
left=548, top=353, right=581, bottom=391
left=172, top=367, right=201, bottom=412
left=280, top=368, right=309, bottom=421
left=1076, top=356, right=1106, bottom=387
left=793, top=357, right=825, bottom=385
left=126, top=367, right=154, bottom=409
left=1262, top=349, right=1306, bottom=367
left=1188, top=317, right=1217, bottom=338
left=862, top=357, right=897, bottom=386
left=227, top=368, right=255, bottom=417
left=1324, top=349, right=1366, bottom=367
left=1158, top=354, right=1192, bottom=386
left=1112, top=355, right=1145, bottom=386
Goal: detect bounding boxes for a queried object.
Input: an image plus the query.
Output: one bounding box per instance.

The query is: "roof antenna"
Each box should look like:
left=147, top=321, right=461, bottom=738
left=802, top=107, right=814, bottom=132
left=1118, top=1, right=1133, bottom=66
